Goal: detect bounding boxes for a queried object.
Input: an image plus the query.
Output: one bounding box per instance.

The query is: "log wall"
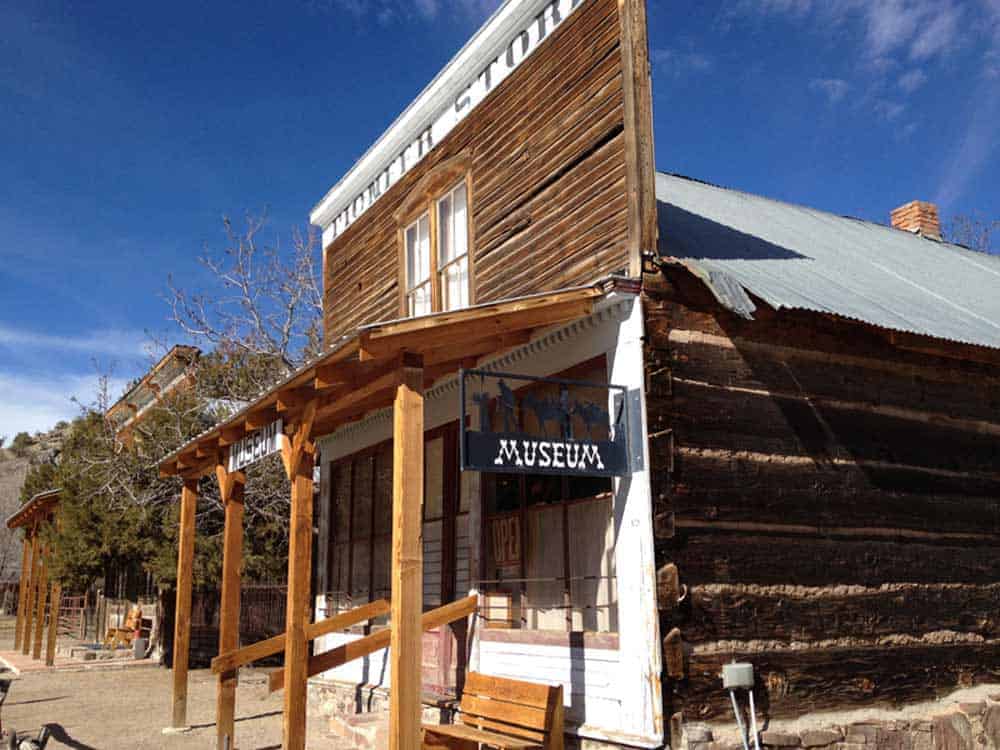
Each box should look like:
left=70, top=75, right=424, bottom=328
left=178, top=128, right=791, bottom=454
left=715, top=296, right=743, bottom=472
left=323, top=0, right=641, bottom=344
left=643, top=266, right=1000, bottom=723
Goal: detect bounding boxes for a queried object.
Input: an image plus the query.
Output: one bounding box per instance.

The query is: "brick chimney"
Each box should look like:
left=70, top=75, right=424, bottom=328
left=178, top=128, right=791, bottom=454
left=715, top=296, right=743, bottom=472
left=890, top=200, right=941, bottom=240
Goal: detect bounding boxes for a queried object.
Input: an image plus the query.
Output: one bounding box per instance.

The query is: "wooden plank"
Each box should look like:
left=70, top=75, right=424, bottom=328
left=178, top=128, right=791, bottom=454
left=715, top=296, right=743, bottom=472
left=210, top=599, right=390, bottom=674
left=215, top=462, right=245, bottom=750
left=672, top=641, right=1000, bottom=720
left=46, top=582, right=61, bottom=666
left=21, top=529, right=38, bottom=655
left=269, top=596, right=477, bottom=692
left=281, top=423, right=315, bottom=750
left=390, top=361, right=424, bottom=750
left=423, top=723, right=539, bottom=749
left=14, top=536, right=30, bottom=650
left=171, top=478, right=198, bottom=729
left=360, top=298, right=595, bottom=360
left=32, top=544, right=48, bottom=660
left=678, top=582, right=1000, bottom=643
left=618, top=0, right=657, bottom=276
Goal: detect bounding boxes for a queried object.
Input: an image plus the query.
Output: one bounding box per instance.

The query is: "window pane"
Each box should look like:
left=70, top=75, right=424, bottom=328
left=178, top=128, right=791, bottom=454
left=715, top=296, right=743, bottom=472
left=442, top=257, right=469, bottom=311
left=406, top=213, right=430, bottom=290
left=353, top=455, right=373, bottom=539
left=408, top=283, right=431, bottom=317
left=568, top=497, right=617, bottom=632
left=425, top=437, right=444, bottom=520
left=452, top=184, right=468, bottom=260
left=525, top=505, right=565, bottom=630
left=438, top=193, right=453, bottom=265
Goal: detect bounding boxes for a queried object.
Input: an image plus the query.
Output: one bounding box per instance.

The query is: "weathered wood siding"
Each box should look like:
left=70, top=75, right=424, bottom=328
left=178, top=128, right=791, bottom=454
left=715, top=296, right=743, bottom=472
left=644, top=267, right=1000, bottom=722
left=323, top=0, right=641, bottom=345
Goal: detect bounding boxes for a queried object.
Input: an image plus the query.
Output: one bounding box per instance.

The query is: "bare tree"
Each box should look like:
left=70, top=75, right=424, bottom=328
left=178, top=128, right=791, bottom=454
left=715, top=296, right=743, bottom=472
left=166, top=213, right=324, bottom=400
left=946, top=213, right=998, bottom=254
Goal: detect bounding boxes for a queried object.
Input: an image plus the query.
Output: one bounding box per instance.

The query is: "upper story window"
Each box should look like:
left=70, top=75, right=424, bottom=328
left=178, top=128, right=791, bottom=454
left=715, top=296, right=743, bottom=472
left=398, top=162, right=473, bottom=317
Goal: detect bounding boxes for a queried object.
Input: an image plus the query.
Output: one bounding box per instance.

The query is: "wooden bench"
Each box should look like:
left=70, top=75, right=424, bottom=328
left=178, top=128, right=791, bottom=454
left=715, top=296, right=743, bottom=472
left=422, top=671, right=564, bottom=750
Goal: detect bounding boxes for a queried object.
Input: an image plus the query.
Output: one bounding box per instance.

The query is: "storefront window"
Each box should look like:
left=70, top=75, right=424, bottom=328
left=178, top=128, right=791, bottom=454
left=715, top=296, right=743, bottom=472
left=479, top=361, right=618, bottom=634
left=326, top=425, right=468, bottom=626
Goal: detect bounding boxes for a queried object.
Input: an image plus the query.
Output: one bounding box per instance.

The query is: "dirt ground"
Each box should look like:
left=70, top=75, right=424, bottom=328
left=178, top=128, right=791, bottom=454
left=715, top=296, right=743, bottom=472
left=0, top=617, right=341, bottom=750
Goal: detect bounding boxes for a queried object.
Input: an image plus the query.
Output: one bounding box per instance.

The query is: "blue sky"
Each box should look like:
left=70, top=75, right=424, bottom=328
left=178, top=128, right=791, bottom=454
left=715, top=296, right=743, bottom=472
left=1, top=0, right=998, bottom=440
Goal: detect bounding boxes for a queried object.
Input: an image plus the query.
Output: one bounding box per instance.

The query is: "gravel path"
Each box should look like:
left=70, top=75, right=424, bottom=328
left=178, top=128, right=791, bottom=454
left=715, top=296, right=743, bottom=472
left=0, top=618, right=343, bottom=749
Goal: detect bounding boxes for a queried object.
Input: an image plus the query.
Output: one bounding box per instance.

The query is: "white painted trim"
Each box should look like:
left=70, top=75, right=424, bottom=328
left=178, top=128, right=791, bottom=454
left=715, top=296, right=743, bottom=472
left=608, top=297, right=664, bottom=744
left=310, top=0, right=585, bottom=239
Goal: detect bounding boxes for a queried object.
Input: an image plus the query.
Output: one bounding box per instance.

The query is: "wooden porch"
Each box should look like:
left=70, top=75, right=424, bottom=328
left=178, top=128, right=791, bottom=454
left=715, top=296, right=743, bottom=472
left=158, top=284, right=617, bottom=750
left=6, top=489, right=62, bottom=668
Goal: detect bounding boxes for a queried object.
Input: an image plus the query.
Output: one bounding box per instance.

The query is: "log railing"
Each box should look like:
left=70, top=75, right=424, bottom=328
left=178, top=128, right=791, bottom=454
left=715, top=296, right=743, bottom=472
left=268, top=595, right=478, bottom=693
left=211, top=598, right=390, bottom=675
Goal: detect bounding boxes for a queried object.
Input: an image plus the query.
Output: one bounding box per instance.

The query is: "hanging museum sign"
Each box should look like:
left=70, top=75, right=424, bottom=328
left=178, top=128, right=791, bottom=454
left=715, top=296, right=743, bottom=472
left=228, top=418, right=284, bottom=472
left=460, top=369, right=629, bottom=477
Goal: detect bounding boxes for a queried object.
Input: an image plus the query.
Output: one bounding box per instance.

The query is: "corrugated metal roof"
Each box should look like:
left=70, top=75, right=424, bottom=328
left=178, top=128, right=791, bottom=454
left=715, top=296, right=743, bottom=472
left=655, top=172, right=1000, bottom=351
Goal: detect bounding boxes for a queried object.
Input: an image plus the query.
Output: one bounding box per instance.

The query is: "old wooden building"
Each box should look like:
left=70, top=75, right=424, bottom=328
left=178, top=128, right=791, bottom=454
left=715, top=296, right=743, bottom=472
left=157, top=0, right=1000, bottom=748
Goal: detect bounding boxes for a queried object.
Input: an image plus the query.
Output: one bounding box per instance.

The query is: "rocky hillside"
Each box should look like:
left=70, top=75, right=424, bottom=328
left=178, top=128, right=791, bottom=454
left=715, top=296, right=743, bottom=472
left=0, top=426, right=67, bottom=581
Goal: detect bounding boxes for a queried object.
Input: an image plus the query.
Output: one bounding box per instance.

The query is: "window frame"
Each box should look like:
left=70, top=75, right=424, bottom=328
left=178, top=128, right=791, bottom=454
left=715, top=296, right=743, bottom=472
left=396, top=165, right=475, bottom=318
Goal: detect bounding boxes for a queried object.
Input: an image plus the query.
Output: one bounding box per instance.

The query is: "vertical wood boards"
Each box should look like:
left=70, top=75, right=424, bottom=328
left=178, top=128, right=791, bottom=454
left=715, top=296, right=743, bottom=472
left=644, top=269, right=1000, bottom=720
left=32, top=544, right=48, bottom=660
left=618, top=0, right=657, bottom=276
left=390, top=364, right=424, bottom=750
left=46, top=582, right=61, bottom=666
left=216, top=464, right=245, bottom=750
left=171, top=479, right=198, bottom=729
left=14, top=536, right=30, bottom=650
left=322, top=0, right=656, bottom=346
left=22, top=530, right=39, bottom=656
left=282, top=426, right=316, bottom=750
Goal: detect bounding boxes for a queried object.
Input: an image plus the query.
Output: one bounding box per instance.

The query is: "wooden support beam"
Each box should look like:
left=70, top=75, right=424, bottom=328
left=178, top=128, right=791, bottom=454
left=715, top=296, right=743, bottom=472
left=277, top=387, right=314, bottom=413
left=269, top=596, right=476, bottom=693
left=46, top=582, right=61, bottom=667
left=211, top=599, right=390, bottom=675
left=281, top=412, right=316, bottom=750
left=245, top=406, right=277, bottom=432
left=219, top=425, right=245, bottom=447
left=358, top=294, right=597, bottom=360
left=215, top=460, right=245, bottom=750
left=32, top=544, right=48, bottom=660
left=390, top=357, right=424, bottom=750
left=22, top=529, right=39, bottom=656
left=171, top=478, right=198, bottom=730
left=14, top=536, right=30, bottom=650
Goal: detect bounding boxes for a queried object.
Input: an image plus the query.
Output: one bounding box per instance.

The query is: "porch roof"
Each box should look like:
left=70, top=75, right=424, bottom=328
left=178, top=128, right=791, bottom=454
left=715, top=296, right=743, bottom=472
left=158, top=278, right=635, bottom=479
left=6, top=488, right=60, bottom=530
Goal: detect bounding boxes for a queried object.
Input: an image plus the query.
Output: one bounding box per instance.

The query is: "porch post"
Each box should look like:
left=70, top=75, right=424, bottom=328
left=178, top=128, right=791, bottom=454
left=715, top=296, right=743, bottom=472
left=216, top=462, right=246, bottom=750
left=21, top=527, right=38, bottom=655
left=32, top=543, right=49, bottom=660
left=609, top=296, right=663, bottom=742
left=14, top=535, right=30, bottom=650
left=390, top=356, right=424, bottom=750
left=46, top=582, right=62, bottom=666
left=170, top=478, right=199, bottom=730
left=282, top=403, right=317, bottom=750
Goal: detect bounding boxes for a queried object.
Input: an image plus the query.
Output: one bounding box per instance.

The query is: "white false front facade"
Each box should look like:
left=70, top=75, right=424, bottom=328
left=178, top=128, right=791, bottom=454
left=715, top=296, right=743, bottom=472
left=310, top=291, right=663, bottom=748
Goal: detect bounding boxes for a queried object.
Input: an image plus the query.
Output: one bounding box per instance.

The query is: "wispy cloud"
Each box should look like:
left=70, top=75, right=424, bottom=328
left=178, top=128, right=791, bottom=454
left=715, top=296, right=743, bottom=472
left=0, top=325, right=149, bottom=359
left=317, top=0, right=498, bottom=24
left=651, top=48, right=714, bottom=77
left=0, top=371, right=130, bottom=442
left=898, top=69, right=927, bottom=92
left=935, top=81, right=1000, bottom=211
left=809, top=77, right=850, bottom=104
left=873, top=99, right=906, bottom=121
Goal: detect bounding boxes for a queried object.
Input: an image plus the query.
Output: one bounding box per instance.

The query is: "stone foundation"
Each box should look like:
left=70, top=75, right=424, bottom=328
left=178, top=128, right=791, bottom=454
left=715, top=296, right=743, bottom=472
left=684, top=691, right=1000, bottom=750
